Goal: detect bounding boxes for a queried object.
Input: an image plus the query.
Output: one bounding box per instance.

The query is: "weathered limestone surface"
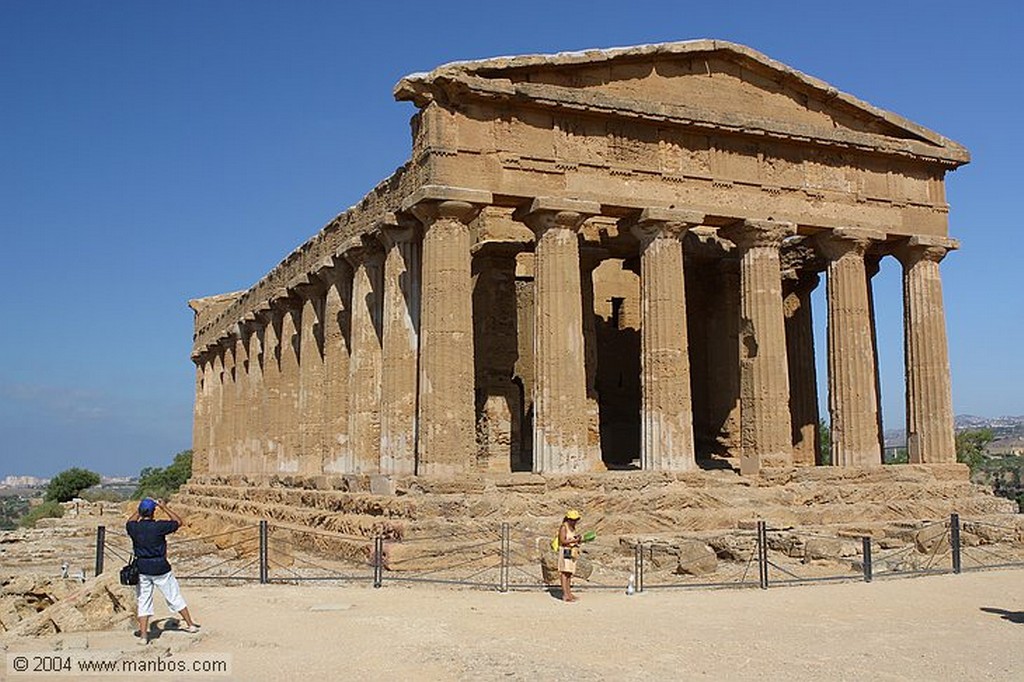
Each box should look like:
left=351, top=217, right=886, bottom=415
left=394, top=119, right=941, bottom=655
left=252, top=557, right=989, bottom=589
left=187, top=41, right=968, bottom=504
left=630, top=208, right=702, bottom=471
left=895, top=237, right=959, bottom=463
left=297, top=288, right=325, bottom=475
left=784, top=271, right=820, bottom=466
left=720, top=220, right=795, bottom=474
left=380, top=218, right=420, bottom=475
left=244, top=324, right=265, bottom=474
left=407, top=188, right=489, bottom=476
left=321, top=261, right=351, bottom=474
left=518, top=197, right=600, bottom=474
left=345, top=237, right=384, bottom=474
left=818, top=228, right=885, bottom=467
left=278, top=302, right=302, bottom=473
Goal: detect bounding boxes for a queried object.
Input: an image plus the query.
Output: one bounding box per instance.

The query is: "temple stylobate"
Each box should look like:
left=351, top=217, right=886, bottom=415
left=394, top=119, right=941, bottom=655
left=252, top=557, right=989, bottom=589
left=189, top=40, right=967, bottom=479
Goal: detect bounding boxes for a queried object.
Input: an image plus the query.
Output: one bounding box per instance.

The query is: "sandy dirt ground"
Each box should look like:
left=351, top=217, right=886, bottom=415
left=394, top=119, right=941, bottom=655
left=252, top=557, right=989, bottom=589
left=4, top=568, right=1023, bottom=681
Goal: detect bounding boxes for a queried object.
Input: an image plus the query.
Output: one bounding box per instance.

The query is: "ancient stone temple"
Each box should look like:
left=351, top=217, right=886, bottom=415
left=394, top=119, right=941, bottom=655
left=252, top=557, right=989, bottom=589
left=188, top=40, right=968, bottom=481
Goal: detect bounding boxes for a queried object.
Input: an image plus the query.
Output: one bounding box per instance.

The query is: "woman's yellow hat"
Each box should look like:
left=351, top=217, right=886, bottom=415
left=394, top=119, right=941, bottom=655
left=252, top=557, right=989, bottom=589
left=565, top=509, right=581, bottom=520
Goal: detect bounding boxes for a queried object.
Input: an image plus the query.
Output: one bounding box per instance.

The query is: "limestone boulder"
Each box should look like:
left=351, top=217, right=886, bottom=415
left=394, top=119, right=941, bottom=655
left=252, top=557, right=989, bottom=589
left=914, top=524, right=949, bottom=555
left=803, top=537, right=843, bottom=562
left=1, top=573, right=132, bottom=636
left=674, top=541, right=717, bottom=576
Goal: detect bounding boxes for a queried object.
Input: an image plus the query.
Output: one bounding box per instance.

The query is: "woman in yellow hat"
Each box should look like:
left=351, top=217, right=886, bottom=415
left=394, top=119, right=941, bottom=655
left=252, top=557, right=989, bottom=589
left=557, top=509, right=582, bottom=602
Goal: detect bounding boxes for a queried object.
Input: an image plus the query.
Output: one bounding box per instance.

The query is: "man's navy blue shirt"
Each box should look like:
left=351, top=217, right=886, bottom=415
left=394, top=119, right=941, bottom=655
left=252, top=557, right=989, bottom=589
left=126, top=519, right=180, bottom=576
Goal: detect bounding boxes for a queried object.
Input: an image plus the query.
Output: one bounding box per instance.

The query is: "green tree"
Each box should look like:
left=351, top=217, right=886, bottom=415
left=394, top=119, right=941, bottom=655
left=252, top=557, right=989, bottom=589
left=955, top=428, right=994, bottom=471
left=886, top=447, right=909, bottom=465
left=45, top=467, right=101, bottom=502
left=135, top=450, right=193, bottom=500
left=818, top=419, right=831, bottom=465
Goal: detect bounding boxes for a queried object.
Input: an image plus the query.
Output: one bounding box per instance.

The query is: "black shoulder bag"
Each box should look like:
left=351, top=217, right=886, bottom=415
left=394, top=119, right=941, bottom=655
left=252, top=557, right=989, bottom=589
left=119, top=556, right=139, bottom=586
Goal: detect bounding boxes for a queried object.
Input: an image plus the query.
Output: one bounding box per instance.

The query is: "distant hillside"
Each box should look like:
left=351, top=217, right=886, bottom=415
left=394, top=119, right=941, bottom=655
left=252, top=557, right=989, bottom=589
left=954, top=415, right=1024, bottom=439
left=882, top=415, right=1024, bottom=448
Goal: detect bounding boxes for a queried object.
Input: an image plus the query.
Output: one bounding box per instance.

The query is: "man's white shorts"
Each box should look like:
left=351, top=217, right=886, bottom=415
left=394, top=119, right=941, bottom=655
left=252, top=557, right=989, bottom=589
left=136, top=571, right=187, bottom=617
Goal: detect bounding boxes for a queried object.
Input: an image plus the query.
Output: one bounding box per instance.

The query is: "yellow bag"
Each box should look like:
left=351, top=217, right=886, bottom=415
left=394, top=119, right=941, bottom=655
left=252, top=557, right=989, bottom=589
left=550, top=536, right=559, bottom=552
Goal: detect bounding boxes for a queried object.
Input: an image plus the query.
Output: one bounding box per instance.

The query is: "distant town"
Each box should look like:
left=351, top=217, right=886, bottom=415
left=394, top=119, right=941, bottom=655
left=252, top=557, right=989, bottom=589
left=0, top=475, right=137, bottom=490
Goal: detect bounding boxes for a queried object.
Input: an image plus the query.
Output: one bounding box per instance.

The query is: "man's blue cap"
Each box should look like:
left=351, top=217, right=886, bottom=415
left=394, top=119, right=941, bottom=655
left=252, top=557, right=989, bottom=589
left=138, top=498, right=157, bottom=515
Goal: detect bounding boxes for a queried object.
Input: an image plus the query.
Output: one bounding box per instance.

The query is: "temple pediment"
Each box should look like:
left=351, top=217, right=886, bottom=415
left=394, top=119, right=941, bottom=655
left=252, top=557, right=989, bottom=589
left=395, top=40, right=968, bottom=166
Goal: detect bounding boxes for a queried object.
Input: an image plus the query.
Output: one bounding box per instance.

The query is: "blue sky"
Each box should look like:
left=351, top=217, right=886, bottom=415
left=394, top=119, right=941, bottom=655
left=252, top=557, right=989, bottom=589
left=2, top=1, right=1021, bottom=477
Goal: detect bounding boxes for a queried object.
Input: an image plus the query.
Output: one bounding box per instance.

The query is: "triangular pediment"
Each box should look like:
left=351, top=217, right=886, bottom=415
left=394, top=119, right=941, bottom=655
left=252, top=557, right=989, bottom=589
left=396, top=40, right=968, bottom=165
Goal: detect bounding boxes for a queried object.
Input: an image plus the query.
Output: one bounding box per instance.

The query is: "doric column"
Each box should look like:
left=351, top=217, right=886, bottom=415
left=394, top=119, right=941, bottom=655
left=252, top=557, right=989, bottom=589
left=242, top=320, right=265, bottom=475
left=210, top=348, right=226, bottom=474
left=257, top=307, right=283, bottom=473
left=404, top=186, right=491, bottom=477
left=517, top=197, right=601, bottom=474
left=783, top=271, right=821, bottom=466
left=720, top=219, right=795, bottom=474
left=276, top=298, right=302, bottom=474
left=708, top=257, right=741, bottom=456
left=229, top=333, right=247, bottom=474
left=344, top=235, right=385, bottom=474
left=865, top=255, right=886, bottom=458
left=472, top=243, right=524, bottom=473
left=320, top=258, right=352, bottom=474
left=629, top=208, right=703, bottom=471
left=380, top=215, right=421, bottom=476
left=296, top=281, right=326, bottom=476
left=218, top=340, right=236, bottom=474
left=191, top=356, right=211, bottom=476
left=816, top=228, right=885, bottom=466
left=894, top=236, right=958, bottom=463
left=579, top=247, right=606, bottom=467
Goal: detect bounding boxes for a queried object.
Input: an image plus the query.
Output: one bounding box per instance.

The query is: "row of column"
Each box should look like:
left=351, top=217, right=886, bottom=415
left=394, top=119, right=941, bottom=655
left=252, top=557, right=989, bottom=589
left=193, top=189, right=959, bottom=477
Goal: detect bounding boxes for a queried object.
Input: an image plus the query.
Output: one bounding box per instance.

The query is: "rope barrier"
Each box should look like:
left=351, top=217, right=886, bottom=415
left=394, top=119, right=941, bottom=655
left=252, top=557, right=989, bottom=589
left=961, top=544, right=1024, bottom=568
left=175, top=525, right=261, bottom=545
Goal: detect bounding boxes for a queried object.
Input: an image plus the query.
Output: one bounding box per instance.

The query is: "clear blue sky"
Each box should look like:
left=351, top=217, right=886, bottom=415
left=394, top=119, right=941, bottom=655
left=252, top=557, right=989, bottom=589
left=2, top=1, right=1021, bottom=477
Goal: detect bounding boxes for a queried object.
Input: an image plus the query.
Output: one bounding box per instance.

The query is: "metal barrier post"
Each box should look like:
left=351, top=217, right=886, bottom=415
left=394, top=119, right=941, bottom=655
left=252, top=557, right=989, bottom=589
left=94, top=526, right=106, bottom=577
left=499, top=523, right=510, bottom=593
left=862, top=536, right=873, bottom=583
left=259, top=520, right=269, bottom=584
left=757, top=521, right=769, bottom=589
left=373, top=536, right=383, bottom=588
left=633, top=543, right=644, bottom=593
left=950, top=513, right=961, bottom=574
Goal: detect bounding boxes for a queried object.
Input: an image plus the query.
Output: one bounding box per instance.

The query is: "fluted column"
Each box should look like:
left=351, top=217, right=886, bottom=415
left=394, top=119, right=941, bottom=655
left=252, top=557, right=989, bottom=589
left=344, top=236, right=385, bottom=474
left=243, top=321, right=265, bottom=475
left=380, top=216, right=421, bottom=475
left=783, top=271, right=821, bottom=466
left=517, top=197, right=601, bottom=474
left=296, top=283, right=326, bottom=475
left=708, top=257, right=741, bottom=456
left=191, top=357, right=212, bottom=476
left=210, top=349, right=226, bottom=474
left=277, top=299, right=302, bottom=474
left=894, top=236, right=958, bottom=463
left=229, top=334, right=247, bottom=474
left=472, top=245, right=524, bottom=473
left=579, top=247, right=606, bottom=467
left=817, top=228, right=884, bottom=466
left=865, top=255, right=886, bottom=458
left=630, top=208, right=703, bottom=471
left=720, top=219, right=795, bottom=474
left=405, top=187, right=490, bottom=477
left=320, top=259, right=352, bottom=474
left=258, top=307, right=283, bottom=473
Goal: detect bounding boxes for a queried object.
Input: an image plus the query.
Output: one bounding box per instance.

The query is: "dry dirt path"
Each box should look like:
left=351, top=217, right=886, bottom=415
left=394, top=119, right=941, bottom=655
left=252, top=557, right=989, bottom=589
left=6, top=568, right=1022, bottom=680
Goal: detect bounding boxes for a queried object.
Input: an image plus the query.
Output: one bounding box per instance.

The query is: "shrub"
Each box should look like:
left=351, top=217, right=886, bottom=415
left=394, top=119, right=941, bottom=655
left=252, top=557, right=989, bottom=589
left=135, top=450, right=193, bottom=500
left=45, top=468, right=101, bottom=503
left=18, top=500, right=65, bottom=528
